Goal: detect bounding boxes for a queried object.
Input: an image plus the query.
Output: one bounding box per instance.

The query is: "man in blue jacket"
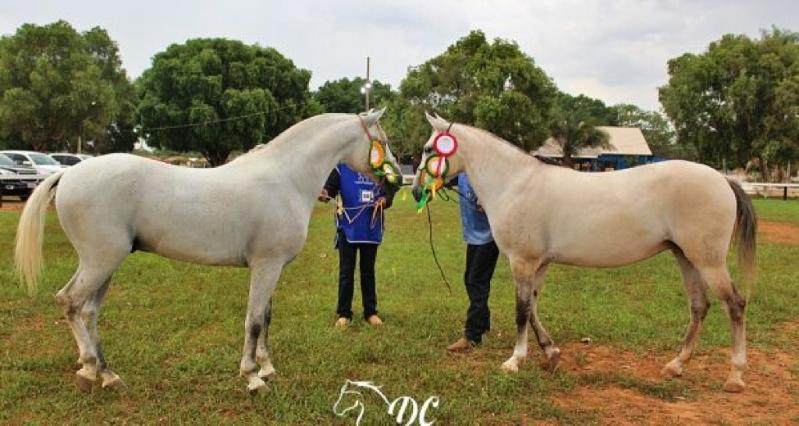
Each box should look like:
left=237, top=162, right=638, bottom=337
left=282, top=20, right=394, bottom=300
left=447, top=173, right=499, bottom=351
left=320, top=164, right=395, bottom=328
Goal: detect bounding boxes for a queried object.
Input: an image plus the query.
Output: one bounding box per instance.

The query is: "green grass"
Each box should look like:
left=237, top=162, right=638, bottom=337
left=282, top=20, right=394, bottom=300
left=752, top=198, right=799, bottom=223
left=1, top=189, right=798, bottom=424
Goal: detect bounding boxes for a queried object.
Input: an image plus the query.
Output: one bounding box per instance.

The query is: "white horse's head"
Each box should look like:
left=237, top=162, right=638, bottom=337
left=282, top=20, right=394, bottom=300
left=341, top=108, right=402, bottom=191
left=412, top=112, right=466, bottom=202
left=333, top=380, right=366, bottom=424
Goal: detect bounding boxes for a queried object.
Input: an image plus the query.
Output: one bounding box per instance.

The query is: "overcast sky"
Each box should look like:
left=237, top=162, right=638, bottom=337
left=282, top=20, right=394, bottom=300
left=2, top=0, right=796, bottom=111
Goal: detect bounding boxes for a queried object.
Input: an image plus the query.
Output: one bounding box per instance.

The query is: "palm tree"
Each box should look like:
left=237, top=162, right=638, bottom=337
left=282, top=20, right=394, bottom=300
left=549, top=112, right=610, bottom=168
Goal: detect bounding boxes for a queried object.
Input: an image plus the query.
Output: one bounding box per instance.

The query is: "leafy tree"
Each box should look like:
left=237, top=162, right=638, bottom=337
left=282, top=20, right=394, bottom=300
left=314, top=77, right=394, bottom=113
left=611, top=104, right=677, bottom=158
left=556, top=92, right=617, bottom=125
left=659, top=28, right=799, bottom=175
left=0, top=21, right=134, bottom=153
left=549, top=108, right=610, bottom=167
left=136, top=38, right=314, bottom=166
left=400, top=30, right=557, bottom=151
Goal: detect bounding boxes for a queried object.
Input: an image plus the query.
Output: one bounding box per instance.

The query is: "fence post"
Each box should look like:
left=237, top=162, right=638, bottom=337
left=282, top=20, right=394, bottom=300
left=784, top=186, right=788, bottom=201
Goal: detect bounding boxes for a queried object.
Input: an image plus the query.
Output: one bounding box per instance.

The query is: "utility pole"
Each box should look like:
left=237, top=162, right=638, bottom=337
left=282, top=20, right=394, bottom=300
left=365, top=56, right=371, bottom=111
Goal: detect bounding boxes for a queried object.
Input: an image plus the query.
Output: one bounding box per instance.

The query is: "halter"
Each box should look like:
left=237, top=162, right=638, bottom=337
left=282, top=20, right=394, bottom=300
left=416, top=123, right=457, bottom=212
left=358, top=115, right=401, bottom=189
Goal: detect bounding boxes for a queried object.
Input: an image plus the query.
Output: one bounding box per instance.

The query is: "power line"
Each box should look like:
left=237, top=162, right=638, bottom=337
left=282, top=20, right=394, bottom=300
left=132, top=103, right=300, bottom=134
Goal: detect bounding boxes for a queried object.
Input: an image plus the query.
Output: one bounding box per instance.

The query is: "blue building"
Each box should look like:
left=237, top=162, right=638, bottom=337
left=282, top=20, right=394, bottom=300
left=534, top=126, right=660, bottom=171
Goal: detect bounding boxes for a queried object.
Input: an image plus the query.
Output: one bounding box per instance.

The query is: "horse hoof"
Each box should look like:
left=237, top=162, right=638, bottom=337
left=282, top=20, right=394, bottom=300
left=74, top=374, right=95, bottom=393
left=661, top=361, right=683, bottom=378
left=102, top=375, right=126, bottom=391
left=247, top=376, right=267, bottom=394
left=501, top=360, right=519, bottom=373
left=258, top=365, right=277, bottom=380
left=723, top=378, right=746, bottom=393
left=545, top=349, right=561, bottom=372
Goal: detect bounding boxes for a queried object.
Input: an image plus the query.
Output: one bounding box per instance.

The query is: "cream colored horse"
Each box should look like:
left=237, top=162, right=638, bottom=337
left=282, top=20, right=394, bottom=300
left=15, top=110, right=400, bottom=393
left=412, top=113, right=756, bottom=393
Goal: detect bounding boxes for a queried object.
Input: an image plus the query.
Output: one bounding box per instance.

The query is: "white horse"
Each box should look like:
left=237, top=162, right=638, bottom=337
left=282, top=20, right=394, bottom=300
left=15, top=110, right=400, bottom=393
left=412, top=113, right=756, bottom=393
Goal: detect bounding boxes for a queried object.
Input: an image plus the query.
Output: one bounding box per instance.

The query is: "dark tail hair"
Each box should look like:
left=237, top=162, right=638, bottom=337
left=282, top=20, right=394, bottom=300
left=727, top=179, right=757, bottom=298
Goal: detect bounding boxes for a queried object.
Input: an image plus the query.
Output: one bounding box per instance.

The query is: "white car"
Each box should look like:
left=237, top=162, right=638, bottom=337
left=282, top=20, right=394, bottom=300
left=49, top=153, right=94, bottom=166
left=0, top=150, right=67, bottom=175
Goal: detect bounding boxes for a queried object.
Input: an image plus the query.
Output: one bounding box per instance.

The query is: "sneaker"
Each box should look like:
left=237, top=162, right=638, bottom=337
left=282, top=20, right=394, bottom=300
left=335, top=317, right=351, bottom=329
left=366, top=315, right=383, bottom=326
left=446, top=337, right=477, bottom=352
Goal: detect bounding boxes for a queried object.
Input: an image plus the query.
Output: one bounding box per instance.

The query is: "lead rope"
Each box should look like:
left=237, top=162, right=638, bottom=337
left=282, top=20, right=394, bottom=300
left=425, top=202, right=453, bottom=294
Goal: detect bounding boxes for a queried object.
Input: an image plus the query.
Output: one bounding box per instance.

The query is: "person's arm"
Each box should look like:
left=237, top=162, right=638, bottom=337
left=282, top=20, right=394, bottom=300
left=319, top=169, right=340, bottom=201
left=379, top=182, right=397, bottom=209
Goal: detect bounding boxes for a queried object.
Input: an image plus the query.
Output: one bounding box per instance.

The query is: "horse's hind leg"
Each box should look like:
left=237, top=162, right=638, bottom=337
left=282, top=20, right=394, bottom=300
left=501, top=257, right=543, bottom=373
left=699, top=265, right=747, bottom=392
left=662, top=249, right=709, bottom=378
left=241, top=259, right=282, bottom=393
left=56, top=256, right=126, bottom=391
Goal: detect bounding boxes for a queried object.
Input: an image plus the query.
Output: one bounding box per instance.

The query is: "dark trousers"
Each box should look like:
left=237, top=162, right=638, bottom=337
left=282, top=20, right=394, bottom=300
left=336, top=229, right=379, bottom=320
left=463, top=240, right=500, bottom=343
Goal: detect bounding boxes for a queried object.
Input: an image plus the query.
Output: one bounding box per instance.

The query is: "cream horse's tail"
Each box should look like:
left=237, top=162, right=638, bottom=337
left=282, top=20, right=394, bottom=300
left=15, top=170, right=65, bottom=296
left=727, top=179, right=757, bottom=298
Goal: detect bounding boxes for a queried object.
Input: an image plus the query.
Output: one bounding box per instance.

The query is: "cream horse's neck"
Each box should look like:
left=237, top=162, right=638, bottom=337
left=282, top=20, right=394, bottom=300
left=228, top=114, right=366, bottom=211
left=456, top=126, right=541, bottom=212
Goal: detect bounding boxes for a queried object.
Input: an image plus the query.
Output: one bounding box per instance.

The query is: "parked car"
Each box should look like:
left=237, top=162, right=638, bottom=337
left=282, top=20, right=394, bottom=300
left=0, top=153, right=41, bottom=200
left=49, top=153, right=94, bottom=166
left=0, top=150, right=66, bottom=174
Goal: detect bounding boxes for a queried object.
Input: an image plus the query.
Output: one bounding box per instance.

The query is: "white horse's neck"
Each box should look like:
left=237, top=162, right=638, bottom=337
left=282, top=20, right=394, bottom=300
left=456, top=126, right=541, bottom=211
left=228, top=114, right=366, bottom=211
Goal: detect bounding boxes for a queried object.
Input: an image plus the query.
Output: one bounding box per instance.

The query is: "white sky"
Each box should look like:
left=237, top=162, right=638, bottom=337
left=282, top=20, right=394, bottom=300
left=2, top=0, right=797, bottom=111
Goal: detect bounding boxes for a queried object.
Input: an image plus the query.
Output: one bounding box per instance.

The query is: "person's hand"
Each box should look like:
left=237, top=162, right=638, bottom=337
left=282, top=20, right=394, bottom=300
left=375, top=197, right=387, bottom=208
left=318, top=189, right=330, bottom=202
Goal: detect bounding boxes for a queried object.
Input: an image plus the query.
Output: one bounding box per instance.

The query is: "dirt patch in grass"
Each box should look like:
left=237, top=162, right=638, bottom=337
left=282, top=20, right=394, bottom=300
left=0, top=200, right=25, bottom=212
left=759, top=220, right=799, bottom=244
left=552, top=341, right=799, bottom=425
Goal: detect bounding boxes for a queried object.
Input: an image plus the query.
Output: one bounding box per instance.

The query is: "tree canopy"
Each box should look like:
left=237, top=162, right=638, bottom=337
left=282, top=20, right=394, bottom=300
left=136, top=38, right=314, bottom=166
left=399, top=30, right=557, bottom=152
left=0, top=20, right=135, bottom=153
left=314, top=77, right=394, bottom=113
left=659, top=28, right=799, bottom=171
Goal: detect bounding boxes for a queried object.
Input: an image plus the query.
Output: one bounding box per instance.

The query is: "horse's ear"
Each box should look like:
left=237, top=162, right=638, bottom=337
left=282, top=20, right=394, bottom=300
left=425, top=111, right=450, bottom=132
left=362, top=108, right=386, bottom=127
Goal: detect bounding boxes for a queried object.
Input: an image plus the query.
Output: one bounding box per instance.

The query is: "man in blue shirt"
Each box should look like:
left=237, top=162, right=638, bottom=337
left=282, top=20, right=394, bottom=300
left=447, top=173, right=500, bottom=352
left=320, top=164, right=395, bottom=328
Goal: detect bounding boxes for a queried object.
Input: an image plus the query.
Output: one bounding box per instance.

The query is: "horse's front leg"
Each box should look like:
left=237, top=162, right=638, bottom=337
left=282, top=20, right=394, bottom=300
left=256, top=298, right=276, bottom=380
left=527, top=263, right=560, bottom=371
left=240, top=259, right=282, bottom=393
left=501, top=257, right=542, bottom=373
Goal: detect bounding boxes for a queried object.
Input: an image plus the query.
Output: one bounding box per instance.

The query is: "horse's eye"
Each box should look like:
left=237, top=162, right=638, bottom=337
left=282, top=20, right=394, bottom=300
left=423, top=146, right=432, bottom=154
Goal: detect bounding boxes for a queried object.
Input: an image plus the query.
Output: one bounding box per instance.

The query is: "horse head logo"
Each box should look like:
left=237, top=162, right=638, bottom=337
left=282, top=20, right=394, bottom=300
left=333, top=380, right=368, bottom=425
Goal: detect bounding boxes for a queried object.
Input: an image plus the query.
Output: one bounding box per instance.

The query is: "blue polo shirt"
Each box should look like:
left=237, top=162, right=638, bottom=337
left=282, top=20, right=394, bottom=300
left=457, top=174, right=494, bottom=245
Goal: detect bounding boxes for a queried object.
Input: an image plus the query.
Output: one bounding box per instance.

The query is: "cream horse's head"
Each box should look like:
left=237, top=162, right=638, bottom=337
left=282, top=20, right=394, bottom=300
left=344, top=108, right=402, bottom=190
left=412, top=112, right=466, bottom=202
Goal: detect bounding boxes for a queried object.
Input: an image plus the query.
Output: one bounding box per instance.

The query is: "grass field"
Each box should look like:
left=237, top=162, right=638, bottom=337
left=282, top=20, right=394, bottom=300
left=1, top=194, right=798, bottom=424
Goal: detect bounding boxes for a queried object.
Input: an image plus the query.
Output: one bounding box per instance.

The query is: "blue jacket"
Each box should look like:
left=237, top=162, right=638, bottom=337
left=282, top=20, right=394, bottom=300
left=457, top=174, right=494, bottom=245
left=324, top=164, right=393, bottom=245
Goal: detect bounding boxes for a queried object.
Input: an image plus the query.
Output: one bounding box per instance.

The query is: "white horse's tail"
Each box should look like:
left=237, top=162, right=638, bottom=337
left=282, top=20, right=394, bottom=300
left=15, top=170, right=65, bottom=296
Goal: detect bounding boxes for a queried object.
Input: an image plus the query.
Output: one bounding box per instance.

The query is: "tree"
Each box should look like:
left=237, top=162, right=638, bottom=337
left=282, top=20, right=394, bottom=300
left=400, top=30, right=557, bottom=151
left=556, top=92, right=617, bottom=125
left=136, top=38, right=314, bottom=166
left=611, top=104, right=677, bottom=158
left=549, top=109, right=610, bottom=167
left=659, top=28, right=799, bottom=175
left=314, top=77, right=394, bottom=113
left=0, top=21, right=134, bottom=153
